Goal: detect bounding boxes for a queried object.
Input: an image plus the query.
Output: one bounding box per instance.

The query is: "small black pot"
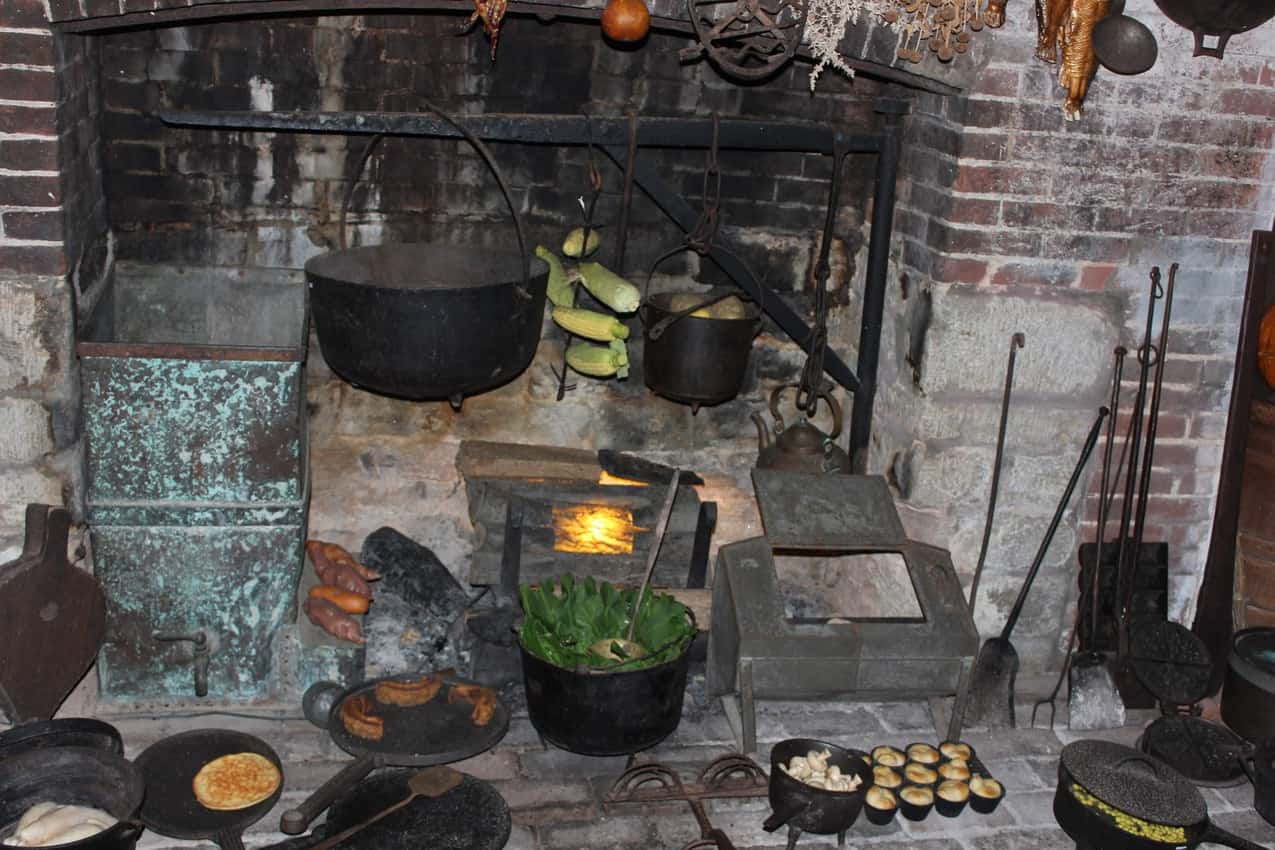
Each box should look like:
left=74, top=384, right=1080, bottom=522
left=1221, top=627, right=1275, bottom=745
left=520, top=640, right=691, bottom=756
left=0, top=746, right=145, bottom=850
left=899, top=786, right=935, bottom=821
left=764, top=739, right=872, bottom=837
left=641, top=293, right=761, bottom=409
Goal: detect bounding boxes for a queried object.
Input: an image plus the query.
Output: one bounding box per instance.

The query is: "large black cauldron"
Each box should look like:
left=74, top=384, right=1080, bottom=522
left=307, top=244, right=548, bottom=405
left=306, top=101, right=548, bottom=408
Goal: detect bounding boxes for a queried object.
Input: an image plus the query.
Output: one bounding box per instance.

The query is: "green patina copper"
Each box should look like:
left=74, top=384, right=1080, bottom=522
left=79, top=268, right=311, bottom=702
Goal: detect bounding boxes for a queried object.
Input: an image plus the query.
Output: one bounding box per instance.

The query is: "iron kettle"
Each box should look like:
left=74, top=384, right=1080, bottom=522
left=753, top=383, right=851, bottom=475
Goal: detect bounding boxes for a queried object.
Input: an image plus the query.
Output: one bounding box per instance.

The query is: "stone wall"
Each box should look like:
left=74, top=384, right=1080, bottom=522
left=872, top=0, right=1275, bottom=670
left=0, top=0, right=107, bottom=560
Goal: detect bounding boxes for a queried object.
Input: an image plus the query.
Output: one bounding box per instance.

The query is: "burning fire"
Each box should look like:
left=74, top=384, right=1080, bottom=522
left=552, top=504, right=640, bottom=555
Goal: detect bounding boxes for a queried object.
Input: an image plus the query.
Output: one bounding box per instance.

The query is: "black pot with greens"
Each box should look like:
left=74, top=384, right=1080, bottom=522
left=518, top=574, right=696, bottom=755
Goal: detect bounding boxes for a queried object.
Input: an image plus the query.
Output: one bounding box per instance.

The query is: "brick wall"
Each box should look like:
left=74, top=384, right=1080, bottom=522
left=0, top=0, right=107, bottom=559
left=96, top=16, right=886, bottom=288
left=872, top=0, right=1275, bottom=668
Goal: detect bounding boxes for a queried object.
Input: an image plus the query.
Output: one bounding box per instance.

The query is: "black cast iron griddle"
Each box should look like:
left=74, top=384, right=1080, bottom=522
left=264, top=769, right=510, bottom=850
left=280, top=673, right=510, bottom=835
left=134, top=729, right=284, bottom=850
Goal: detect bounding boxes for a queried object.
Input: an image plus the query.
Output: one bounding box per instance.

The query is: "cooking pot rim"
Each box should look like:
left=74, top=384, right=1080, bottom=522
left=305, top=244, right=548, bottom=294
left=645, top=290, right=761, bottom=321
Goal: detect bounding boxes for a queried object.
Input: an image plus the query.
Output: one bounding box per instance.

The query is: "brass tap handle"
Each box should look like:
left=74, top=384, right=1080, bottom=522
left=154, top=630, right=211, bottom=697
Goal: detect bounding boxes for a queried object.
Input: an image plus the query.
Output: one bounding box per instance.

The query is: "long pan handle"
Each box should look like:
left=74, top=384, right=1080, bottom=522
left=1200, top=823, right=1270, bottom=850
left=280, top=753, right=378, bottom=835
left=999, top=406, right=1108, bottom=641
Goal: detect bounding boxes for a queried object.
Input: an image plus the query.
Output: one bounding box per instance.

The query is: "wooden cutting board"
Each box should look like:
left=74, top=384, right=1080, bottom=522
left=0, top=504, right=106, bottom=722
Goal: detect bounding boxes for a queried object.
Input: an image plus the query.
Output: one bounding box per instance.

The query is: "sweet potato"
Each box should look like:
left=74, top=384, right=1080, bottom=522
left=303, top=597, right=364, bottom=644
left=306, top=540, right=382, bottom=581
left=308, top=584, right=371, bottom=614
left=313, top=561, right=372, bottom=596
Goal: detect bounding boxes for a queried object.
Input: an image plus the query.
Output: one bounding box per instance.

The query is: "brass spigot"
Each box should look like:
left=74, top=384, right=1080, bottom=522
left=154, top=630, right=211, bottom=697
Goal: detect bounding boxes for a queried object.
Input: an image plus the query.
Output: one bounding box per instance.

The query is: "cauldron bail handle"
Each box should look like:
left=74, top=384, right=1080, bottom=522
left=336, top=99, right=534, bottom=301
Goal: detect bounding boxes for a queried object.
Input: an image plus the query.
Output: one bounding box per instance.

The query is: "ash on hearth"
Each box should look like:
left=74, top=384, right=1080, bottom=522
left=359, top=528, right=473, bottom=678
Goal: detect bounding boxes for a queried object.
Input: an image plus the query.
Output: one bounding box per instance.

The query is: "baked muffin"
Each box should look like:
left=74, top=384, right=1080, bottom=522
left=939, top=761, right=971, bottom=782
left=873, top=746, right=906, bottom=768
left=939, top=741, right=972, bottom=762
left=906, top=743, right=940, bottom=765
left=873, top=766, right=903, bottom=789
left=903, top=763, right=938, bottom=786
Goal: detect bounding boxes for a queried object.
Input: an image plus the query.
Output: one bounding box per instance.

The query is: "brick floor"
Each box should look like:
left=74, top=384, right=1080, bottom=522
left=42, top=691, right=1275, bottom=850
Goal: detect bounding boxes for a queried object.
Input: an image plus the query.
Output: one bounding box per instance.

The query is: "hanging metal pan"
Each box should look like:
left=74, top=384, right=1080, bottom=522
left=279, top=673, right=509, bottom=836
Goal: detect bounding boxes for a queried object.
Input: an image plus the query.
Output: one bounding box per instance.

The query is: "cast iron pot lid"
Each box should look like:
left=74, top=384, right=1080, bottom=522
left=1230, top=628, right=1275, bottom=692
left=1060, top=740, right=1206, bottom=827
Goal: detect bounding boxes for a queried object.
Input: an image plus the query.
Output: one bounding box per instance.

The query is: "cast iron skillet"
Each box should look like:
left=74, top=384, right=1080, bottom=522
left=279, top=673, right=510, bottom=835
left=1055, top=739, right=1268, bottom=850
left=134, top=729, right=283, bottom=850
left=764, top=739, right=872, bottom=842
left=0, top=746, right=145, bottom=850
left=0, top=718, right=122, bottom=758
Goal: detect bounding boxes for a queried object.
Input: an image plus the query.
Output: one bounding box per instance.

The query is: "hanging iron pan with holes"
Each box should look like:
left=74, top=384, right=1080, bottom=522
left=1054, top=740, right=1269, bottom=850
left=305, top=102, right=548, bottom=410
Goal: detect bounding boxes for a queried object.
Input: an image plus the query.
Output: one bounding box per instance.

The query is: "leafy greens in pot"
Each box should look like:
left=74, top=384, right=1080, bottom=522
left=518, top=574, right=694, bottom=671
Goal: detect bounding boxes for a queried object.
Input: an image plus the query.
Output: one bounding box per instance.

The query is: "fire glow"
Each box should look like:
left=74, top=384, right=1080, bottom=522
left=552, top=504, right=640, bottom=555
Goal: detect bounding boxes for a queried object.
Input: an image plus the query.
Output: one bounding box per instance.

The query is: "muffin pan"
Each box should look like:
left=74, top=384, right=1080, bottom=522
left=862, top=739, right=1003, bottom=825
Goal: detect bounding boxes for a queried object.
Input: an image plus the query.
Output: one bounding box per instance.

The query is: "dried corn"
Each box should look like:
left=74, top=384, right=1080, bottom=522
left=537, top=245, right=575, bottom=308
left=577, top=262, right=641, bottom=314
left=552, top=307, right=630, bottom=341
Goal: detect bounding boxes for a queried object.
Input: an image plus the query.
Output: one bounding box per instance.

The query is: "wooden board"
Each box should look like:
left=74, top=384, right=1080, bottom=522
left=0, top=505, right=106, bottom=722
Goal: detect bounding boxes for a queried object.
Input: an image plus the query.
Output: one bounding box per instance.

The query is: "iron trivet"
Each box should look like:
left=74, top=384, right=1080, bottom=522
left=605, top=753, right=768, bottom=850
left=708, top=472, right=980, bottom=753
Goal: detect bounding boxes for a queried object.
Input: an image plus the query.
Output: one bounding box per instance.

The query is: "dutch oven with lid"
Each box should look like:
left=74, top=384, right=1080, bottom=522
left=1054, top=740, right=1267, bottom=850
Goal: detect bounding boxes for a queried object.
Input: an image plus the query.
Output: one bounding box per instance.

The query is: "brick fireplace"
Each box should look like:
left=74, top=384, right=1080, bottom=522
left=1, top=0, right=1274, bottom=708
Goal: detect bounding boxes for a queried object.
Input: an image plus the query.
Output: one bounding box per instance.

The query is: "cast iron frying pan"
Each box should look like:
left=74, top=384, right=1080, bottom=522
left=134, top=729, right=284, bottom=850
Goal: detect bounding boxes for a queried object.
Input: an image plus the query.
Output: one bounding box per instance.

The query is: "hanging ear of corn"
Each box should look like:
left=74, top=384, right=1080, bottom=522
left=537, top=245, right=575, bottom=308
left=562, top=227, right=602, bottom=258
left=566, top=340, right=629, bottom=379
left=577, top=262, right=641, bottom=314
left=552, top=307, right=630, bottom=342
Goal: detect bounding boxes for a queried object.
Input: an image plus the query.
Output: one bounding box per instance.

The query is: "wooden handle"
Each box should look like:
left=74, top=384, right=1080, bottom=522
left=280, top=754, right=377, bottom=835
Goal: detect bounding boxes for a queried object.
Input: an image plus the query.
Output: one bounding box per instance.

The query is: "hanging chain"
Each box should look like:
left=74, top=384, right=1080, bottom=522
left=685, top=114, right=722, bottom=256
left=795, top=141, right=844, bottom=416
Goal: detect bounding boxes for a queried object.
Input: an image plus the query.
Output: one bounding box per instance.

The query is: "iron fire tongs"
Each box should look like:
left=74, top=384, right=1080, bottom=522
left=605, top=753, right=769, bottom=850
